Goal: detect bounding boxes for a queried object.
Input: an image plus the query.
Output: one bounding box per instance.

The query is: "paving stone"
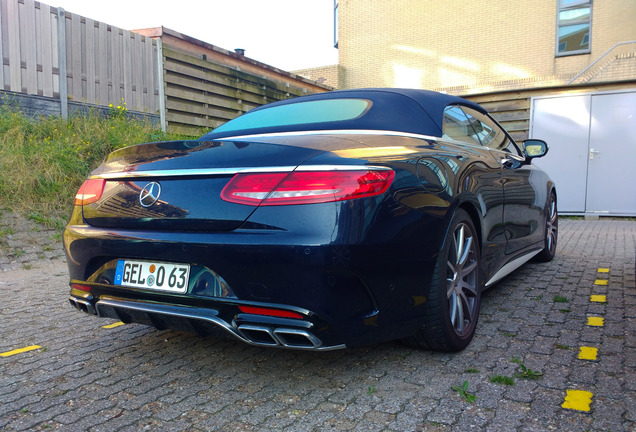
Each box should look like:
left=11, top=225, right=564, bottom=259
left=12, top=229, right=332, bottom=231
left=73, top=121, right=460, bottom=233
left=0, top=215, right=634, bottom=431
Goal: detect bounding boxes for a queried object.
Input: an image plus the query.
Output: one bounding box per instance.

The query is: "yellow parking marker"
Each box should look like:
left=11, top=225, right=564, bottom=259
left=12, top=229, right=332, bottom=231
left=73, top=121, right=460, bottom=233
left=102, top=321, right=125, bottom=329
left=594, top=279, right=608, bottom=286
left=597, top=268, right=609, bottom=273
left=590, top=295, right=606, bottom=303
left=587, top=316, right=604, bottom=326
left=0, top=345, right=41, bottom=357
left=562, top=389, right=593, bottom=412
left=578, top=347, right=598, bottom=361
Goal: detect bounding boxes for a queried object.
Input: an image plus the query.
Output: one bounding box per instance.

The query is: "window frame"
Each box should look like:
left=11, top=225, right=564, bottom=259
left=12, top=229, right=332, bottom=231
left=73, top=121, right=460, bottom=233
left=441, top=105, right=523, bottom=157
left=461, top=107, right=523, bottom=157
left=556, top=0, right=592, bottom=57
left=441, top=105, right=482, bottom=146
left=334, top=0, right=339, bottom=48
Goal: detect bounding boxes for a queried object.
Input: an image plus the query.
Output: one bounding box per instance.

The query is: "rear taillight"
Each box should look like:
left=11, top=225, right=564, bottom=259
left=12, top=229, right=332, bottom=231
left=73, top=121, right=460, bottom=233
left=221, top=170, right=395, bottom=206
left=74, top=179, right=105, bottom=206
left=238, top=306, right=304, bottom=319
left=70, top=283, right=91, bottom=292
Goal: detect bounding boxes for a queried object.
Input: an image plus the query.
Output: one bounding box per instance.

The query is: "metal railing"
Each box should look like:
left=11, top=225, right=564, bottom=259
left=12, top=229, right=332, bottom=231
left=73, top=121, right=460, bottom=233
left=568, top=40, right=636, bottom=84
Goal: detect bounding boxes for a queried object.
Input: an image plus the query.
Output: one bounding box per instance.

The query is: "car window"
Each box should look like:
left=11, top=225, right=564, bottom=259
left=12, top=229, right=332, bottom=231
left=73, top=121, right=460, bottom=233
left=442, top=106, right=481, bottom=145
left=460, top=107, right=522, bottom=156
left=212, top=98, right=372, bottom=134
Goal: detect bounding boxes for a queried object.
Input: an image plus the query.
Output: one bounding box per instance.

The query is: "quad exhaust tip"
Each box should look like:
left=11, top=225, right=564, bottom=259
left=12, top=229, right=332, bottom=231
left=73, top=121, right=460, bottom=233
left=69, top=297, right=96, bottom=315
left=238, top=325, right=322, bottom=349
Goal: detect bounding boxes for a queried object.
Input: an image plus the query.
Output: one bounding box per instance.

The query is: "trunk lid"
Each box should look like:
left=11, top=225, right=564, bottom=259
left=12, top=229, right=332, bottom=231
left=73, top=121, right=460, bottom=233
left=81, top=140, right=326, bottom=231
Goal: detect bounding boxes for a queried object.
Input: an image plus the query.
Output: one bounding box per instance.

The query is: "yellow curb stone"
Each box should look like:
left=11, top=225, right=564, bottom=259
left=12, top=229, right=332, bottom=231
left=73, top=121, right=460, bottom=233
left=578, top=346, right=598, bottom=360
left=587, top=317, right=604, bottom=326
left=562, top=389, right=593, bottom=412
left=590, top=295, right=606, bottom=303
left=102, top=321, right=125, bottom=329
left=0, top=345, right=41, bottom=357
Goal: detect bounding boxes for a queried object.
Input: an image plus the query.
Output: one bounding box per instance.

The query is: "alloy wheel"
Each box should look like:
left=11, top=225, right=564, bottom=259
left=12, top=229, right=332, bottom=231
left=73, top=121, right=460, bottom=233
left=546, top=195, right=558, bottom=254
left=446, top=223, right=479, bottom=336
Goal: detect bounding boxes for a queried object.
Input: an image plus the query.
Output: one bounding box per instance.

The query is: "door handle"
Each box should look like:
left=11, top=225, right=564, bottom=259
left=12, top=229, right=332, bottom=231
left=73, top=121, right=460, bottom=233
left=590, top=149, right=600, bottom=160
left=500, top=158, right=514, bottom=168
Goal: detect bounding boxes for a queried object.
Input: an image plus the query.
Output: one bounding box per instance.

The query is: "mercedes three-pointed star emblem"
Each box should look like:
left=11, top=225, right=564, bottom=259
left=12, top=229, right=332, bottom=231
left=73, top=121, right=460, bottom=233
left=139, top=182, right=161, bottom=207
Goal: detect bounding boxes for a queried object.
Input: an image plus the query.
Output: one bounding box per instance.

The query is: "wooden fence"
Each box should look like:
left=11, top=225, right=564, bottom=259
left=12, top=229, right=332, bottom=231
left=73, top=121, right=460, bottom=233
left=464, top=80, right=636, bottom=143
left=0, top=0, right=160, bottom=117
left=465, top=92, right=531, bottom=143
left=162, top=46, right=311, bottom=136
left=0, top=0, right=326, bottom=135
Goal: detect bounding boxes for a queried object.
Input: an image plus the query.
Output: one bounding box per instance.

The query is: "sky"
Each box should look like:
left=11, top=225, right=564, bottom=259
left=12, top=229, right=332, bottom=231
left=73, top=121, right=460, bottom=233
left=50, top=0, right=339, bottom=71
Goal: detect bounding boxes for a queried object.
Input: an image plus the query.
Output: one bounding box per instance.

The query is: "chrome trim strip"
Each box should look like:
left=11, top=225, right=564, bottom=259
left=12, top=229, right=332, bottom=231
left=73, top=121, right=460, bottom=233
left=485, top=249, right=542, bottom=287
left=95, top=298, right=241, bottom=335
left=94, top=299, right=346, bottom=351
left=217, top=129, right=441, bottom=141
left=90, top=164, right=392, bottom=180
left=221, top=129, right=492, bottom=151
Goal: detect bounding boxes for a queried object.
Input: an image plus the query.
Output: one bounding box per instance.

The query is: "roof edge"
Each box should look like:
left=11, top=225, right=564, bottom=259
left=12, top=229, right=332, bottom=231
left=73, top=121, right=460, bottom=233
left=131, top=26, right=334, bottom=91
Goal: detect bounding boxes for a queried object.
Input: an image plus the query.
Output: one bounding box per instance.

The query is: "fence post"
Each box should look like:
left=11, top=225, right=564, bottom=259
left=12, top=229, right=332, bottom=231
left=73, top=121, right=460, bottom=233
left=57, top=8, right=68, bottom=119
left=156, top=39, right=166, bottom=132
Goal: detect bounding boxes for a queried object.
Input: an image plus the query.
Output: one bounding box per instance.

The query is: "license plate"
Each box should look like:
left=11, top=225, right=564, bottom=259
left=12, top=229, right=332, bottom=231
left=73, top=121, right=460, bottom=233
left=114, top=260, right=190, bottom=293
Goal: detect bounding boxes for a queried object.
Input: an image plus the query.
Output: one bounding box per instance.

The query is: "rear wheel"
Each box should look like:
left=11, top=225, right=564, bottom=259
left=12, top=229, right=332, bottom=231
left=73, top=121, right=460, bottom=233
left=534, top=192, right=558, bottom=262
left=405, top=208, right=482, bottom=352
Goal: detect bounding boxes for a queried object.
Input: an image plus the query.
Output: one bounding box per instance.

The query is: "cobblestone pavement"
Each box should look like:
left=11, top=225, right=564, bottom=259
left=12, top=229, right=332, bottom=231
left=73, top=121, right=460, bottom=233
left=0, top=216, right=634, bottom=431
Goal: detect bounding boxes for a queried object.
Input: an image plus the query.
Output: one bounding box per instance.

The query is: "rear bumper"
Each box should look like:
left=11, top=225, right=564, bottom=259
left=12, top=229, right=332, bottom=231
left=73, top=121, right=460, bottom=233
left=63, top=204, right=447, bottom=349
left=69, top=295, right=345, bottom=351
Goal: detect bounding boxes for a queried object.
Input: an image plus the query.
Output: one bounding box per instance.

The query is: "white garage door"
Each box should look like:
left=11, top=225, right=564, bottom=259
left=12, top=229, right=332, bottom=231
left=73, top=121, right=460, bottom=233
left=530, top=91, right=636, bottom=216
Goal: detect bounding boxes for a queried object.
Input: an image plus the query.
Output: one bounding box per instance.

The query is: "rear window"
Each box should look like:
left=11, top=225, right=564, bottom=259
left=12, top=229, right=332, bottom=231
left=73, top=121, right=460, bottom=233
left=213, top=98, right=372, bottom=134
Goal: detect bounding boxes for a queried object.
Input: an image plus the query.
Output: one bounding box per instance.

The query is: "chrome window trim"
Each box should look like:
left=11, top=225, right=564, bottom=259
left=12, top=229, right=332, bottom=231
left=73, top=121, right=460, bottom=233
left=91, top=164, right=393, bottom=180
left=216, top=129, right=441, bottom=141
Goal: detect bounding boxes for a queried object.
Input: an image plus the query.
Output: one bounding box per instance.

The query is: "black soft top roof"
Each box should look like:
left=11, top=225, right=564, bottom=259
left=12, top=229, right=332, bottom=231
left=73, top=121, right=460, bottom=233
left=200, top=88, right=485, bottom=140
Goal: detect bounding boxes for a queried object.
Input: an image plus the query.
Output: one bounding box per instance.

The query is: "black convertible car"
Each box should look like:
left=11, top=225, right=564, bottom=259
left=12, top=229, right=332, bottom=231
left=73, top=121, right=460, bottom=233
left=64, top=88, right=557, bottom=352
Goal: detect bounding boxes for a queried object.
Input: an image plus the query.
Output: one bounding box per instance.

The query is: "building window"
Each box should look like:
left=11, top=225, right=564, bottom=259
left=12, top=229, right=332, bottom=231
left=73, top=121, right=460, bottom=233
left=557, top=0, right=592, bottom=56
left=334, top=0, right=339, bottom=48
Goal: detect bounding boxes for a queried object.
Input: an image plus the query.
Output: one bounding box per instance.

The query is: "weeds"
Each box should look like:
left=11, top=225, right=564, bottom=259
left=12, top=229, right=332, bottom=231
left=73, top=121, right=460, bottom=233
left=510, top=357, right=543, bottom=380
left=489, top=374, right=515, bottom=386
left=0, top=105, right=189, bottom=224
left=452, top=381, right=476, bottom=403
left=515, top=363, right=543, bottom=380
left=27, top=212, right=66, bottom=231
left=464, top=368, right=480, bottom=374
left=553, top=295, right=569, bottom=303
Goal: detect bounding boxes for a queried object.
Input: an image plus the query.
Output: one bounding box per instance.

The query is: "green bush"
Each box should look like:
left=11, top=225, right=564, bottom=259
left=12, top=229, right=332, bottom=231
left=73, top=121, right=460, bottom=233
left=0, top=105, right=191, bottom=227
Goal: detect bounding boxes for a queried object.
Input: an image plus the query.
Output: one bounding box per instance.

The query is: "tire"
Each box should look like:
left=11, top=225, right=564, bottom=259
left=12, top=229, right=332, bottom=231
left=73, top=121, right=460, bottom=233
left=534, top=191, right=558, bottom=262
left=405, top=208, right=482, bottom=352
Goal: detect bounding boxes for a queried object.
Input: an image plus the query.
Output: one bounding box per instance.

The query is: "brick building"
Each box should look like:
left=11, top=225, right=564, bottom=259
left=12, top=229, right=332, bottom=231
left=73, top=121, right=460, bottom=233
left=300, top=0, right=636, bottom=93
left=296, top=0, right=636, bottom=216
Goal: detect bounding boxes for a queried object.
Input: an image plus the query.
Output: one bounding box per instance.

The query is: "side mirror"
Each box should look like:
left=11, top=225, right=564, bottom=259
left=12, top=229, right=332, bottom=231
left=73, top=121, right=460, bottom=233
left=523, top=139, right=548, bottom=161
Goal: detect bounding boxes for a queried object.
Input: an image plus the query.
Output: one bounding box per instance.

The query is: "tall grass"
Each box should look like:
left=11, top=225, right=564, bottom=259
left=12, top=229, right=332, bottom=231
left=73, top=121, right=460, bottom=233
left=0, top=104, right=191, bottom=228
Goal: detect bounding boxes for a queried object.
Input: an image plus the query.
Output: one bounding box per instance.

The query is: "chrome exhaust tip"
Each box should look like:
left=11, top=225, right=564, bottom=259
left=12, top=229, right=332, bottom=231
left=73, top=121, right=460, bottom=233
left=69, top=297, right=96, bottom=315
left=274, top=328, right=322, bottom=349
left=237, top=325, right=322, bottom=349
